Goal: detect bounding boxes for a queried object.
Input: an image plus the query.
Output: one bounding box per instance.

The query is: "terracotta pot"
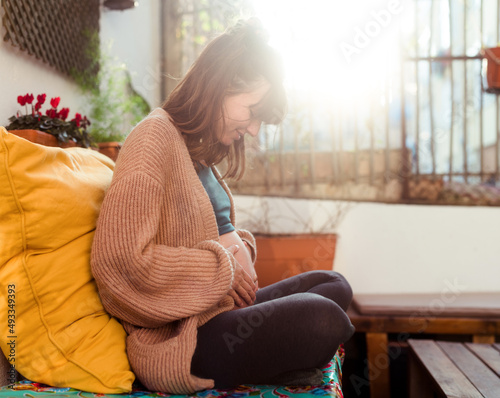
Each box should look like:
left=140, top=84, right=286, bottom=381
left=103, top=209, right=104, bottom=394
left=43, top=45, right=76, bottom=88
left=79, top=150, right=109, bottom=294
left=484, top=47, right=500, bottom=91
left=9, top=129, right=58, bottom=147
left=254, top=234, right=338, bottom=287
left=59, top=140, right=77, bottom=148
left=8, top=129, right=78, bottom=148
left=98, top=142, right=122, bottom=162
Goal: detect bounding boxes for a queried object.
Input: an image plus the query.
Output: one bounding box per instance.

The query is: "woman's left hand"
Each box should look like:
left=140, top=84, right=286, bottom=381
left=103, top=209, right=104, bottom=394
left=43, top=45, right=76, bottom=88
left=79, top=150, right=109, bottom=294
left=226, top=244, right=257, bottom=308
left=219, top=231, right=258, bottom=293
left=242, top=241, right=258, bottom=288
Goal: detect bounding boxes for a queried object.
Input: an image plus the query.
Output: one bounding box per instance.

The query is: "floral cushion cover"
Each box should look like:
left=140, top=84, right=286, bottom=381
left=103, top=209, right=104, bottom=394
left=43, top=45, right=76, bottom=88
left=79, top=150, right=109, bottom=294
left=0, top=347, right=344, bottom=397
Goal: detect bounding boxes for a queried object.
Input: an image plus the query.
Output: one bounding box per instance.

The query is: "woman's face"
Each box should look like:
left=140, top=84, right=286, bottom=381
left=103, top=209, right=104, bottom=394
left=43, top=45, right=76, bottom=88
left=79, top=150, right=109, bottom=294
left=218, top=80, right=271, bottom=146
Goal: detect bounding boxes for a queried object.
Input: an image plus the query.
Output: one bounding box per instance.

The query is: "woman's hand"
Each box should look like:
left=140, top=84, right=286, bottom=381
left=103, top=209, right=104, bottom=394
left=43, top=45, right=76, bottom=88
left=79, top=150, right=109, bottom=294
left=219, top=231, right=258, bottom=287
left=226, top=245, right=257, bottom=308
left=242, top=241, right=258, bottom=289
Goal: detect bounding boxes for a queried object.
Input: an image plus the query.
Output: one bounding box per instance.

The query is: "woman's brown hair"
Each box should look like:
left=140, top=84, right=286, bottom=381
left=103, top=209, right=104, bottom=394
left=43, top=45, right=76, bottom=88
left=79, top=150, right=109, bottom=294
left=162, top=18, right=287, bottom=179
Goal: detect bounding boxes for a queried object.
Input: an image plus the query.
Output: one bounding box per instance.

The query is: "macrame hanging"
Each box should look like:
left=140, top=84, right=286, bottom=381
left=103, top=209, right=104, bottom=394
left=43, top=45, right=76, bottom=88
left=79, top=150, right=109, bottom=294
left=1, top=0, right=100, bottom=79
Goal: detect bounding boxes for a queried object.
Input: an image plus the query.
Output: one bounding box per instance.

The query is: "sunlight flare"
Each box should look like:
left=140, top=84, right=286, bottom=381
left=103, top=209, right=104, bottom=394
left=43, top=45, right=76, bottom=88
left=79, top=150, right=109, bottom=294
left=252, top=0, right=412, bottom=106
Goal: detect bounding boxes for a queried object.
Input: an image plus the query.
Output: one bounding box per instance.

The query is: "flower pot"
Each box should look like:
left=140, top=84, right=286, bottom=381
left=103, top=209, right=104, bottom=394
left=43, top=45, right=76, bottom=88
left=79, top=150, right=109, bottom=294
left=484, top=47, right=500, bottom=91
left=59, top=140, right=78, bottom=148
left=8, top=129, right=58, bottom=147
left=254, top=234, right=338, bottom=287
left=98, top=142, right=122, bottom=162
left=8, top=129, right=79, bottom=148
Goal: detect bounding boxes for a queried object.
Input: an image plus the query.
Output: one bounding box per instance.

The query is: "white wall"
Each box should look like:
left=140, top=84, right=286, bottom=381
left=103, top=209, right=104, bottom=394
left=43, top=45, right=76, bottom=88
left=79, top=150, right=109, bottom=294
left=234, top=195, right=500, bottom=294
left=100, top=0, right=162, bottom=109
left=334, top=202, right=500, bottom=294
left=0, top=20, right=84, bottom=128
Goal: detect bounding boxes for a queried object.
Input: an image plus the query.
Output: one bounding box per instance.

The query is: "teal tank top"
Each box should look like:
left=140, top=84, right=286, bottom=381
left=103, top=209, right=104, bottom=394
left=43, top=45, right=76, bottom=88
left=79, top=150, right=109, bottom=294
left=197, top=164, right=235, bottom=235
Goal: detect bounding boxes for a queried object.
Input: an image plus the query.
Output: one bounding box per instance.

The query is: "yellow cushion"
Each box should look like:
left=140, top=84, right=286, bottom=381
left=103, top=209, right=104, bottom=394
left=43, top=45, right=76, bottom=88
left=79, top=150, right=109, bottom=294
left=0, top=127, right=134, bottom=393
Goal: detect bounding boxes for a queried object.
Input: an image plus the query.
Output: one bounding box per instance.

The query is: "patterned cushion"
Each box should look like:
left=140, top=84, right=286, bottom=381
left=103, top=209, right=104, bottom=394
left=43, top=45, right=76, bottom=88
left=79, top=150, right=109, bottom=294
left=0, top=348, right=344, bottom=397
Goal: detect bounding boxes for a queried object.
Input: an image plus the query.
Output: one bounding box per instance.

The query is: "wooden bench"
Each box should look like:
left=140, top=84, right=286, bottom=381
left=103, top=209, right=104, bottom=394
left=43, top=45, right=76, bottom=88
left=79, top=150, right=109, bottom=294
left=408, top=339, right=500, bottom=397
left=347, top=292, right=500, bottom=398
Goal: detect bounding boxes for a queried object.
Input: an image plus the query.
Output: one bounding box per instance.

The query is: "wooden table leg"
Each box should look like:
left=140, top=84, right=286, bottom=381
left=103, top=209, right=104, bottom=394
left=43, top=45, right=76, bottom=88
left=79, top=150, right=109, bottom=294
left=472, top=334, right=495, bottom=344
left=408, top=344, right=434, bottom=398
left=366, top=332, right=391, bottom=398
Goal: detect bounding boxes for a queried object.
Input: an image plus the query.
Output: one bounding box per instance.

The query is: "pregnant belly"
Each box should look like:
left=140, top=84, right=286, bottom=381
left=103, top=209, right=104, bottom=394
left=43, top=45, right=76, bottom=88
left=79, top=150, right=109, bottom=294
left=219, top=231, right=256, bottom=280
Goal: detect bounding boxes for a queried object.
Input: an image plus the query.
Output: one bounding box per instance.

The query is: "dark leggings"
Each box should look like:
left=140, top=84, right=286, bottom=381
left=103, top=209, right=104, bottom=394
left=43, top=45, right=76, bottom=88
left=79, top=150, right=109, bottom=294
left=191, top=270, right=354, bottom=388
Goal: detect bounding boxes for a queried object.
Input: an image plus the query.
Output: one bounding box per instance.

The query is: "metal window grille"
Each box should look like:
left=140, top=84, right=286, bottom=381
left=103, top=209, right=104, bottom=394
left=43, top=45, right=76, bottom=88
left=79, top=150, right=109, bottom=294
left=228, top=0, right=500, bottom=206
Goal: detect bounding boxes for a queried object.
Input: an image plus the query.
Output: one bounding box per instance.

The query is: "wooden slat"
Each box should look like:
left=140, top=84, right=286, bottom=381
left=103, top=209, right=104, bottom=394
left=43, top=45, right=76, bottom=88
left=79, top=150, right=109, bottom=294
left=438, top=341, right=500, bottom=398
left=466, top=343, right=500, bottom=377
left=408, top=339, right=483, bottom=398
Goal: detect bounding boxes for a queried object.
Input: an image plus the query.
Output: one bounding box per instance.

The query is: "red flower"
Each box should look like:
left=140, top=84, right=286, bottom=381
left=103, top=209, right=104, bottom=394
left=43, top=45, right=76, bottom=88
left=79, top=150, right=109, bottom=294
left=59, top=107, right=70, bottom=120
left=17, top=95, right=26, bottom=106
left=34, top=94, right=47, bottom=115
left=72, top=112, right=83, bottom=127
left=37, top=94, right=46, bottom=105
left=25, top=93, right=34, bottom=104
left=46, top=109, right=57, bottom=118
left=50, top=97, right=60, bottom=109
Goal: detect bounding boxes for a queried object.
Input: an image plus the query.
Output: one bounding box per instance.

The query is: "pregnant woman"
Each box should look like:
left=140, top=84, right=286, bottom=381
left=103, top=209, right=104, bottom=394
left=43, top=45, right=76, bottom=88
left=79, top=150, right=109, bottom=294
left=91, top=18, right=354, bottom=394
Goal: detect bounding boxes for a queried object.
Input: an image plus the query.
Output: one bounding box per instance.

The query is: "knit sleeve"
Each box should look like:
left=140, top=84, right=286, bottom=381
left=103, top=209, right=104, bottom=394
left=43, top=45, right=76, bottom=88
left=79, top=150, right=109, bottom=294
left=91, top=172, right=235, bottom=329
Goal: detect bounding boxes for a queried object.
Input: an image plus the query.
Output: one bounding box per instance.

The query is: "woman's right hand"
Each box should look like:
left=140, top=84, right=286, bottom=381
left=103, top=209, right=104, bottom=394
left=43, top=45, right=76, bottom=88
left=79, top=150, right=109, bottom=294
left=226, top=245, right=257, bottom=308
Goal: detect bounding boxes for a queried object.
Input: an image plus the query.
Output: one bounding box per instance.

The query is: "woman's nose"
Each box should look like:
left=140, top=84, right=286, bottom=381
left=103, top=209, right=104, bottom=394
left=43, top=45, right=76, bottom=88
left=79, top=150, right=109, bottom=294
left=246, top=119, right=262, bottom=137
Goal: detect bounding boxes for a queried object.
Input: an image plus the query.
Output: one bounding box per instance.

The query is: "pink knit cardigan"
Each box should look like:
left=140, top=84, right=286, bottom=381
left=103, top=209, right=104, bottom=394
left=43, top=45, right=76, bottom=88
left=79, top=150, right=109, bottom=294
left=91, top=109, right=256, bottom=394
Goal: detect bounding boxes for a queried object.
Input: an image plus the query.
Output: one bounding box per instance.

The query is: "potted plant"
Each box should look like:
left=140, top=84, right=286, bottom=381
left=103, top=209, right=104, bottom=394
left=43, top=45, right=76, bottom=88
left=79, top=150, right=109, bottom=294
left=234, top=196, right=351, bottom=287
left=75, top=38, right=150, bottom=161
left=5, top=93, right=92, bottom=148
left=483, top=47, right=500, bottom=92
